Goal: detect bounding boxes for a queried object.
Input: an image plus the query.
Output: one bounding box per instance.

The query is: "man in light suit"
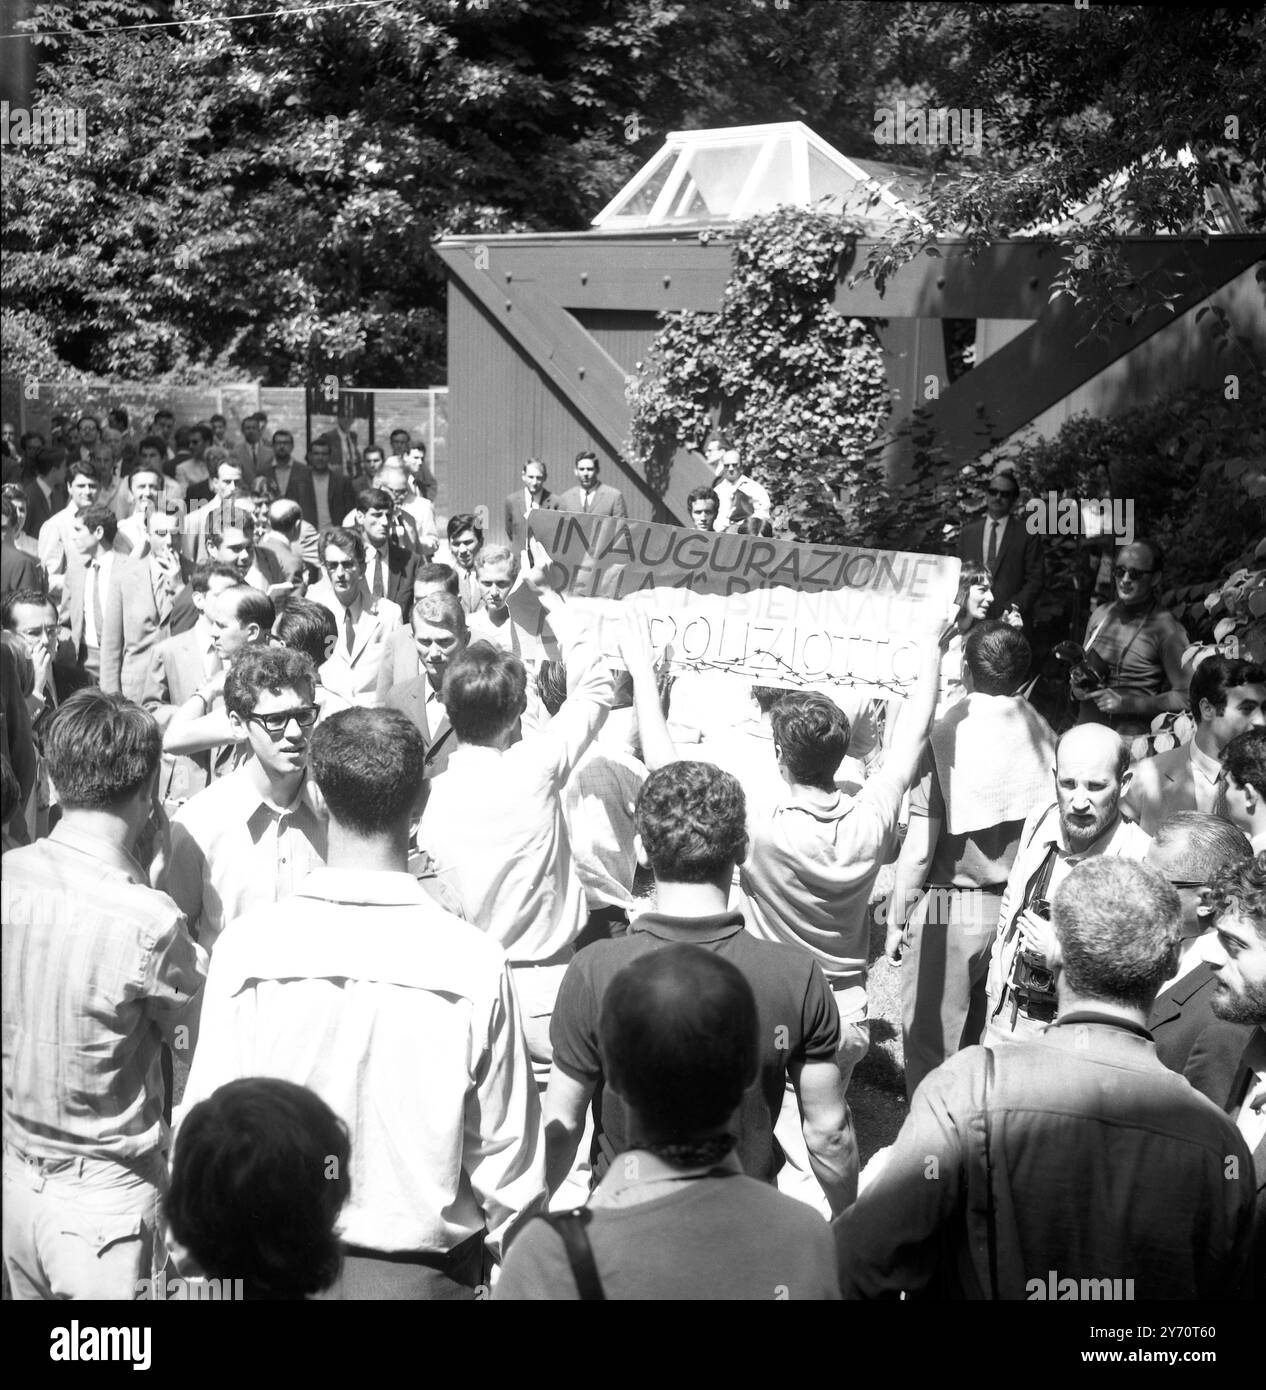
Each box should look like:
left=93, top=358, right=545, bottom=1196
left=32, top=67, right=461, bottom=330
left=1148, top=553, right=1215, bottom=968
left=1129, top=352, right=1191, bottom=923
left=1123, top=655, right=1266, bottom=835
left=956, top=470, right=1045, bottom=621
left=100, top=510, right=192, bottom=700
left=316, top=404, right=363, bottom=482
left=38, top=463, right=102, bottom=596
left=308, top=527, right=401, bottom=708
left=504, top=457, right=554, bottom=550
left=142, top=562, right=241, bottom=801
left=551, top=451, right=628, bottom=520
left=62, top=505, right=126, bottom=683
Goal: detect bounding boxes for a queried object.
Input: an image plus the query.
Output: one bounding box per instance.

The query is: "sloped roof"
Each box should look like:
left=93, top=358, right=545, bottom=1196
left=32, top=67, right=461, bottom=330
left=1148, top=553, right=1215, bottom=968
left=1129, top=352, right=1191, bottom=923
left=591, top=121, right=927, bottom=231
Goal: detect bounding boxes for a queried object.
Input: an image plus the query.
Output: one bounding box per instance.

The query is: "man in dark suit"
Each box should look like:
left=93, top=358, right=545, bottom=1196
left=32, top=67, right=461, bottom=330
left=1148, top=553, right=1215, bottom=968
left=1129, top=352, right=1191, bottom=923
left=956, top=469, right=1044, bottom=621
left=22, top=447, right=68, bottom=541
left=316, top=404, right=363, bottom=481
left=1184, top=851, right=1266, bottom=1298
left=231, top=413, right=271, bottom=486
left=259, top=429, right=319, bottom=529
left=354, top=485, right=419, bottom=621
left=384, top=592, right=467, bottom=777
left=306, top=439, right=356, bottom=533
left=1144, top=812, right=1254, bottom=1074
left=551, top=450, right=628, bottom=519
left=504, top=457, right=554, bottom=549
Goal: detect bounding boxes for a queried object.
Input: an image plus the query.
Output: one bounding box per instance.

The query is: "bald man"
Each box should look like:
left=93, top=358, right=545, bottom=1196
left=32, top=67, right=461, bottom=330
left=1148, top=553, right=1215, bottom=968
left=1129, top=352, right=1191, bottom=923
left=984, top=724, right=1152, bottom=1045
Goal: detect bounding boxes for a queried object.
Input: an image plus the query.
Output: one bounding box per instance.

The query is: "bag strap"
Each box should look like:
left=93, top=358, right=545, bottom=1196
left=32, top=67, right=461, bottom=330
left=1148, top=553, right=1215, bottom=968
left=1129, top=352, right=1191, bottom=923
left=981, top=1047, right=1000, bottom=1300
left=540, top=1209, right=605, bottom=1301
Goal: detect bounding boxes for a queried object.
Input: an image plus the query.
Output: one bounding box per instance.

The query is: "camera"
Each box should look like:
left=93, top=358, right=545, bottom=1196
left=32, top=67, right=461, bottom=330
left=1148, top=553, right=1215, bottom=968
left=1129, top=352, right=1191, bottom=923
left=1011, top=898, right=1059, bottom=1014
left=1069, top=662, right=1104, bottom=692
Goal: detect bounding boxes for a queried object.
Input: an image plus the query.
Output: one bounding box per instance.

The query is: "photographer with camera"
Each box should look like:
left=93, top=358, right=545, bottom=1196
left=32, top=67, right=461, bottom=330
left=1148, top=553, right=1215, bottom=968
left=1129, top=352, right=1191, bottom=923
left=984, top=723, right=1151, bottom=1044
left=1072, top=539, right=1190, bottom=740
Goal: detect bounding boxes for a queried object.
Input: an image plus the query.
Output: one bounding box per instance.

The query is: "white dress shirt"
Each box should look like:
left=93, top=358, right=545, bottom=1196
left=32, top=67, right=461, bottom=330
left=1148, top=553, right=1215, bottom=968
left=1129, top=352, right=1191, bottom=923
left=82, top=550, right=116, bottom=649
left=178, top=867, right=546, bottom=1258
left=421, top=609, right=612, bottom=961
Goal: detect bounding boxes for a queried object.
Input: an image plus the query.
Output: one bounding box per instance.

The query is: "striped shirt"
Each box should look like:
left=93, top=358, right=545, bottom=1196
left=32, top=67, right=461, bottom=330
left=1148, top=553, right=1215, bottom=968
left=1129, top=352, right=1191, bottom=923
left=2, top=824, right=206, bottom=1161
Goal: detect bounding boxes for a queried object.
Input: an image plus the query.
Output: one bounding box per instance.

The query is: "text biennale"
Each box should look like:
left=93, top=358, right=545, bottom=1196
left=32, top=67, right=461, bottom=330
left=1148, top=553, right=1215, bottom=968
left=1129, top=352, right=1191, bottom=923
left=524, top=512, right=960, bottom=697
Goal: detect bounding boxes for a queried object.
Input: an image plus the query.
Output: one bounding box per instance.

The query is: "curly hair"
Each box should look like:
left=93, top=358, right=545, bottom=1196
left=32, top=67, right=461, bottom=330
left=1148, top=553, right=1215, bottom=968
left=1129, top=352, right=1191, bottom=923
left=635, top=761, right=747, bottom=883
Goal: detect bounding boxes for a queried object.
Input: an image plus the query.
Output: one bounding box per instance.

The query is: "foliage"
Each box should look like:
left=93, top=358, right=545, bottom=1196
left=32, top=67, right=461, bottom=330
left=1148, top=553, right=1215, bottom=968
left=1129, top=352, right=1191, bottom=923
left=854, top=4, right=1266, bottom=343
left=627, top=206, right=891, bottom=544
left=1, top=0, right=949, bottom=389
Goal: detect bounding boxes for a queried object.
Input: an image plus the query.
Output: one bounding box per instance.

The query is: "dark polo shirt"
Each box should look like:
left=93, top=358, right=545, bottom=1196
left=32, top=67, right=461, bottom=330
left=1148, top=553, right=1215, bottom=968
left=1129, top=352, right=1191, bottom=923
left=550, top=910, right=840, bottom=1185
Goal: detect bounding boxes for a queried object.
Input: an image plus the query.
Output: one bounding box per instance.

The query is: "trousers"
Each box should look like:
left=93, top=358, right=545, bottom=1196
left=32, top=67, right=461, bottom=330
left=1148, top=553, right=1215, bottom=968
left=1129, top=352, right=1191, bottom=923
left=3, top=1145, right=167, bottom=1300
left=901, top=886, right=1003, bottom=1099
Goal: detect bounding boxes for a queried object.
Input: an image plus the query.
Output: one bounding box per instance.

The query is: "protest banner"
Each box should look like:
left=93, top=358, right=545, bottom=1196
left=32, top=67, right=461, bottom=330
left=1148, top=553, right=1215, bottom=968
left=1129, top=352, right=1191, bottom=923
left=521, top=511, right=960, bottom=698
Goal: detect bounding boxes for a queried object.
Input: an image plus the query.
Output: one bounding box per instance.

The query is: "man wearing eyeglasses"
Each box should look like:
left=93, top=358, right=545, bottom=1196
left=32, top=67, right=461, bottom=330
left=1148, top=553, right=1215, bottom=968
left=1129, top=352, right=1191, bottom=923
left=1123, top=655, right=1266, bottom=834
left=157, top=646, right=327, bottom=953
left=956, top=470, right=1045, bottom=621
left=1073, top=539, right=1191, bottom=739
left=1143, top=811, right=1253, bottom=1075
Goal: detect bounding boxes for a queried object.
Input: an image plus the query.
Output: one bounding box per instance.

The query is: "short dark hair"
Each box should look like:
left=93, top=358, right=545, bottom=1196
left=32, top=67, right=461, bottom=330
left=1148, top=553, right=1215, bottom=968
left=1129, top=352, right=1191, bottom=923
left=76, top=413, right=101, bottom=431
left=1, top=498, right=16, bottom=529
left=167, top=1078, right=350, bottom=1301
left=310, top=708, right=426, bottom=836
left=214, top=457, right=243, bottom=481
left=1209, top=852, right=1266, bottom=940
left=751, top=685, right=784, bottom=714
left=78, top=504, right=118, bottom=545
left=635, top=761, right=747, bottom=884
left=191, top=560, right=236, bottom=597
left=600, top=946, right=758, bottom=1139
left=1221, top=727, right=1266, bottom=800
left=686, top=486, right=720, bottom=512
left=415, top=562, right=459, bottom=597
left=446, top=512, right=482, bottom=544
left=219, top=584, right=275, bottom=634
left=318, top=526, right=364, bottom=567
left=354, top=486, right=392, bottom=514
left=207, top=506, right=255, bottom=547
left=770, top=692, right=850, bottom=791
left=574, top=449, right=599, bottom=468
left=442, top=641, right=526, bottom=743
left=224, top=644, right=317, bottom=720
left=43, top=690, right=162, bottom=809
left=1189, top=655, right=1266, bottom=723
left=34, top=446, right=67, bottom=477
left=1052, top=858, right=1182, bottom=1011
left=68, top=461, right=98, bottom=485
left=964, top=620, right=1031, bottom=696
left=188, top=423, right=213, bottom=446
left=126, top=459, right=165, bottom=487
left=154, top=408, right=175, bottom=423
left=19, top=430, right=44, bottom=451
left=276, top=598, right=337, bottom=669
left=137, top=434, right=167, bottom=457
left=1, top=588, right=54, bottom=631
left=107, top=406, right=129, bottom=429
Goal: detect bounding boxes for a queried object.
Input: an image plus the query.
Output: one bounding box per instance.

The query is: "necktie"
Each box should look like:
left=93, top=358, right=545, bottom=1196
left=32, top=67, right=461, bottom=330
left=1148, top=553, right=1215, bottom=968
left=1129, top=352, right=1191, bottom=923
left=344, top=605, right=355, bottom=655
left=371, top=551, right=385, bottom=599
left=91, top=562, right=103, bottom=640
left=583, top=491, right=591, bottom=514
left=986, top=520, right=999, bottom=566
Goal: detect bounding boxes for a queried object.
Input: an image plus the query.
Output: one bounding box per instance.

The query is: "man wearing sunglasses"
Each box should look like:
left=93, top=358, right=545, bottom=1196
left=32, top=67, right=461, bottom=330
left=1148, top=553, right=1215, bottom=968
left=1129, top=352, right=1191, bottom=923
left=955, top=470, right=1045, bottom=621
left=1143, top=811, right=1253, bottom=1075
left=1073, top=539, right=1190, bottom=739
left=1123, top=655, right=1266, bottom=834
left=158, top=645, right=328, bottom=952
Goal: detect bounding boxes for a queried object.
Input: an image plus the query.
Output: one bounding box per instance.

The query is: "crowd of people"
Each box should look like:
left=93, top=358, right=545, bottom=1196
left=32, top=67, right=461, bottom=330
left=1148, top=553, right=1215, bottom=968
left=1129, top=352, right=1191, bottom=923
left=1, top=406, right=1264, bottom=1301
